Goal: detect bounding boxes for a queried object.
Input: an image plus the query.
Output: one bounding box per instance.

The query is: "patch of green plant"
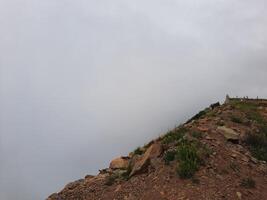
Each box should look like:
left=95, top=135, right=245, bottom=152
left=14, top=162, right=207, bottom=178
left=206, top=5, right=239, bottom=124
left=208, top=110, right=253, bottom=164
left=162, top=127, right=188, bottom=144
left=164, top=150, right=176, bottom=165
left=133, top=147, right=143, bottom=155
left=240, top=177, right=256, bottom=188
left=191, top=131, right=203, bottom=139
left=230, top=115, right=243, bottom=124
left=245, top=133, right=267, bottom=161
left=176, top=140, right=201, bottom=179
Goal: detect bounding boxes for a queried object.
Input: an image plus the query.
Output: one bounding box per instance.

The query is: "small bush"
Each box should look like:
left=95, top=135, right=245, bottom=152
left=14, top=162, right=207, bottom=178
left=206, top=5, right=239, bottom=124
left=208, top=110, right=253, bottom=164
left=176, top=141, right=200, bottom=179
left=240, top=177, right=256, bottom=188
left=164, top=151, right=176, bottom=165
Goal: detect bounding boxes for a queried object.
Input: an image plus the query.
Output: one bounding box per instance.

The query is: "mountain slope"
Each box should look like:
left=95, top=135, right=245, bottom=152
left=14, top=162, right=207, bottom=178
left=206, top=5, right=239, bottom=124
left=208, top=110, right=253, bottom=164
left=47, top=97, right=267, bottom=200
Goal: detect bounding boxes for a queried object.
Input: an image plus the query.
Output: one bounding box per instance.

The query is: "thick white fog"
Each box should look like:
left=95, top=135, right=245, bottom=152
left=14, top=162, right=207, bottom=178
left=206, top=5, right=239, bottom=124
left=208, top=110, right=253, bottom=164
left=0, top=0, right=267, bottom=199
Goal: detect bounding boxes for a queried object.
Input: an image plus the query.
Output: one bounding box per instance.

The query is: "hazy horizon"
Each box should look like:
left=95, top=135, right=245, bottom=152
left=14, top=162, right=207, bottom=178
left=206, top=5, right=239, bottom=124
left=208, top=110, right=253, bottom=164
left=1, top=0, right=267, bottom=199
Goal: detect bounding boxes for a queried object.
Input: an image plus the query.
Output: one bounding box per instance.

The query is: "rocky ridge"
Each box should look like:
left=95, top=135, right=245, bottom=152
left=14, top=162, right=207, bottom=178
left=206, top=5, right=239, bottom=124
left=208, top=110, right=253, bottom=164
left=48, top=97, right=267, bottom=200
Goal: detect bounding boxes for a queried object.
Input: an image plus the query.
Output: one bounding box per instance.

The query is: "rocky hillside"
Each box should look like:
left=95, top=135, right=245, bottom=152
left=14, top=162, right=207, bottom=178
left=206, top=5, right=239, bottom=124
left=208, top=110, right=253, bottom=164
left=47, top=97, right=267, bottom=200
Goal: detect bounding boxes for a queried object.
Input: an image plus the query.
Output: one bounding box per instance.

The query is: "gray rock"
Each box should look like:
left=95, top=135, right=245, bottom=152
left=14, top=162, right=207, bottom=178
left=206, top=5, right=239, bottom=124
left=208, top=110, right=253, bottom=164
left=217, top=126, right=240, bottom=142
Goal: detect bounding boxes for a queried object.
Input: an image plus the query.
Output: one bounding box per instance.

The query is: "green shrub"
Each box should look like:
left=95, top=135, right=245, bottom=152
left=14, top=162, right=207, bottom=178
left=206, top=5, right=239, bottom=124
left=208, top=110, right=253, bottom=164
left=164, top=151, right=176, bottom=165
left=176, top=141, right=200, bottom=179
left=240, top=177, right=256, bottom=188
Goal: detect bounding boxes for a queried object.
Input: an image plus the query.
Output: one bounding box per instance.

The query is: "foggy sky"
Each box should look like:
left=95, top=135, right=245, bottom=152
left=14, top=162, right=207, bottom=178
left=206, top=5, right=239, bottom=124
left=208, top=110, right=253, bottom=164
left=1, top=0, right=267, bottom=199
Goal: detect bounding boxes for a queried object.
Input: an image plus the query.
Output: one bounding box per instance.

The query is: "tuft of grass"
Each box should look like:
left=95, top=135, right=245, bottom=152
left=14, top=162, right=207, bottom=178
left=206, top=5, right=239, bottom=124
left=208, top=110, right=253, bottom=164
left=164, top=150, right=176, bottom=165
left=176, top=140, right=201, bottom=179
left=162, top=127, right=188, bottom=144
left=240, top=177, right=256, bottom=188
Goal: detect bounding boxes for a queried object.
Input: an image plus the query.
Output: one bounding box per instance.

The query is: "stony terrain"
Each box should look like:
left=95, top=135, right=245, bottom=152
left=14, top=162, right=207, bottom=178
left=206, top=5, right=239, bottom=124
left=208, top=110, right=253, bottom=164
left=47, top=97, right=267, bottom=200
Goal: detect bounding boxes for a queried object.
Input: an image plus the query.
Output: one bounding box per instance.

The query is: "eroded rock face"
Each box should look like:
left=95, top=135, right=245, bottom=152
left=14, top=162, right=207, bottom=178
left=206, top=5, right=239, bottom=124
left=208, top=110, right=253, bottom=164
left=217, top=126, right=240, bottom=142
left=110, top=157, right=129, bottom=170
left=130, top=142, right=162, bottom=177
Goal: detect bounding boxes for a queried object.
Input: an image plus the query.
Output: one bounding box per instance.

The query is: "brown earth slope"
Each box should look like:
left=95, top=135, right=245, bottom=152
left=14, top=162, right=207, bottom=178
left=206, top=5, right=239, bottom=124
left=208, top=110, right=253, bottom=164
left=47, top=97, right=267, bottom=200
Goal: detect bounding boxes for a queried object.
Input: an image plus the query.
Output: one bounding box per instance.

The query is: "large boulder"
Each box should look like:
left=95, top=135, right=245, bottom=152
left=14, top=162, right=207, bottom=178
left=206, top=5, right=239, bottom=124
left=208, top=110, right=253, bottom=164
left=109, top=157, right=129, bottom=170
left=217, top=126, right=240, bottom=142
left=130, top=142, right=162, bottom=177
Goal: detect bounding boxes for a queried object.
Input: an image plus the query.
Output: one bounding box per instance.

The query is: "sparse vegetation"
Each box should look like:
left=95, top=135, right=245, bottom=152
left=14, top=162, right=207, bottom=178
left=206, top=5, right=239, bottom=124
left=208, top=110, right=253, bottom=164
left=230, top=100, right=265, bottom=124
left=162, top=127, right=188, bottom=144
left=230, top=100, right=267, bottom=161
left=240, top=177, right=256, bottom=188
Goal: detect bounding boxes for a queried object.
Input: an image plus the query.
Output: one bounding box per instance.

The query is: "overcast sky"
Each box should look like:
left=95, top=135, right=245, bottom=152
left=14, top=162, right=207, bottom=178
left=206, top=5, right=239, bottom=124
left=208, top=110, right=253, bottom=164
left=0, top=0, right=267, bottom=199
